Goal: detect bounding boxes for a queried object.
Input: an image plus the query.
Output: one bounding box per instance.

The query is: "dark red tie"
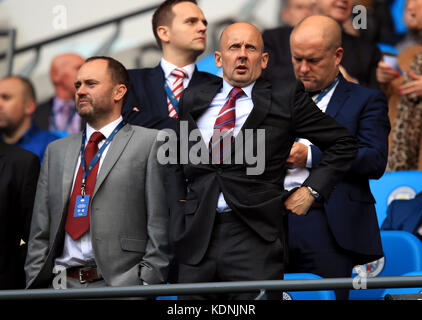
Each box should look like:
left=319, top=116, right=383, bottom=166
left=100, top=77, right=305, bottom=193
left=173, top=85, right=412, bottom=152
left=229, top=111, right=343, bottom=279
left=65, top=131, right=105, bottom=240
left=209, top=87, right=244, bottom=164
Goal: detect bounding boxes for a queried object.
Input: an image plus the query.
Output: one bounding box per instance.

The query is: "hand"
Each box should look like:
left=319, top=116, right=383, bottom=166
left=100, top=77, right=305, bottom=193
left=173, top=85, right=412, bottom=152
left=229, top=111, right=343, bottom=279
left=286, top=142, right=308, bottom=169
left=399, top=72, right=422, bottom=99
left=284, top=186, right=315, bottom=216
left=376, top=61, right=400, bottom=84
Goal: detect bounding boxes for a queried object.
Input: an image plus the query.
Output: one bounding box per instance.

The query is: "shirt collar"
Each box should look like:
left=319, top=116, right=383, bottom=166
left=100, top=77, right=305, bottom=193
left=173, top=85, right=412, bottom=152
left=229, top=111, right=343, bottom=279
left=160, top=58, right=195, bottom=80
left=85, top=116, right=123, bottom=141
left=221, top=79, right=255, bottom=98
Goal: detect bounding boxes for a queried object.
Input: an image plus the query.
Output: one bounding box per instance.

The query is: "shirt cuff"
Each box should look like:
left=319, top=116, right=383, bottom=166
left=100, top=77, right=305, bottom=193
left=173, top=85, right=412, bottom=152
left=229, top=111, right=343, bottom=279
left=306, top=145, right=312, bottom=168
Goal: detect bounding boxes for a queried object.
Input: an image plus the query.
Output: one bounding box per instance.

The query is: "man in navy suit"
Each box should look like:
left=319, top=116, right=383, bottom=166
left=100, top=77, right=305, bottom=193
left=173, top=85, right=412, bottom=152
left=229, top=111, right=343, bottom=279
left=382, top=195, right=422, bottom=240
left=122, top=0, right=217, bottom=130
left=286, top=16, right=390, bottom=300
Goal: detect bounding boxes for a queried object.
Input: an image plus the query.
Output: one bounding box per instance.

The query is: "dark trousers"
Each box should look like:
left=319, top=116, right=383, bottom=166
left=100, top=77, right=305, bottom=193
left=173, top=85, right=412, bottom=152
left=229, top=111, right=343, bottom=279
left=178, top=211, right=284, bottom=300
left=287, top=208, right=354, bottom=300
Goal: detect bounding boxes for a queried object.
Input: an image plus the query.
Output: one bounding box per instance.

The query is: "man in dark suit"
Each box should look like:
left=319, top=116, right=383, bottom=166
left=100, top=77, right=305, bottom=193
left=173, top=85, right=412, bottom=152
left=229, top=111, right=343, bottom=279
left=122, top=0, right=218, bottom=131
left=0, top=142, right=40, bottom=289
left=382, top=195, right=422, bottom=240
left=263, top=0, right=381, bottom=88
left=168, top=21, right=358, bottom=300
left=286, top=15, right=390, bottom=300
left=33, top=53, right=85, bottom=136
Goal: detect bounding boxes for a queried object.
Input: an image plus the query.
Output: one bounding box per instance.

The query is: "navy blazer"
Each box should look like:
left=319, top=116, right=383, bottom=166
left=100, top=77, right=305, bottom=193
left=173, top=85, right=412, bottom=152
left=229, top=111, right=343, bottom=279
left=381, top=197, right=422, bottom=238
left=310, top=73, right=390, bottom=265
left=122, top=64, right=219, bottom=130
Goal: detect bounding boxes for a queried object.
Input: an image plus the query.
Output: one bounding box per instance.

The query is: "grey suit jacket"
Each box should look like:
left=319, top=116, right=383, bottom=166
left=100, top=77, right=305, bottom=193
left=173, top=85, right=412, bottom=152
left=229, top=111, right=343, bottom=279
left=25, top=123, right=171, bottom=288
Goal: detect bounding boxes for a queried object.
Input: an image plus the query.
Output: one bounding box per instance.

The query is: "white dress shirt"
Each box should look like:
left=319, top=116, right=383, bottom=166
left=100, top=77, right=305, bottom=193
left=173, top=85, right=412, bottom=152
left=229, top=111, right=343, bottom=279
left=160, top=58, right=195, bottom=92
left=54, top=116, right=123, bottom=268
left=284, top=82, right=339, bottom=190
left=196, top=79, right=255, bottom=212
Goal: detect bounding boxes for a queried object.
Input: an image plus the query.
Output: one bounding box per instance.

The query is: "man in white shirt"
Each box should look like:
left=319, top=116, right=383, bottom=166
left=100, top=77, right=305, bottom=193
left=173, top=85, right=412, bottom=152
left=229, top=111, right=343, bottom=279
left=122, top=0, right=218, bottom=131
left=25, top=56, right=171, bottom=290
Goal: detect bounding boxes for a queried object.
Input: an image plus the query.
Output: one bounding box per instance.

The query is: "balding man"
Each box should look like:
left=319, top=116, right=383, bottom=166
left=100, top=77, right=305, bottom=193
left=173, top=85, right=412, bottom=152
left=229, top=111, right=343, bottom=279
left=168, top=22, right=358, bottom=300
left=33, top=53, right=85, bottom=136
left=287, top=16, right=390, bottom=299
left=0, top=76, right=60, bottom=162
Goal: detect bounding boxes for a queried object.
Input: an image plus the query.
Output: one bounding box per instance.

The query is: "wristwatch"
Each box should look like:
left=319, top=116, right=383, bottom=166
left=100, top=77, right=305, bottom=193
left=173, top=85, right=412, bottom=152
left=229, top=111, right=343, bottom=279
left=306, top=186, right=321, bottom=201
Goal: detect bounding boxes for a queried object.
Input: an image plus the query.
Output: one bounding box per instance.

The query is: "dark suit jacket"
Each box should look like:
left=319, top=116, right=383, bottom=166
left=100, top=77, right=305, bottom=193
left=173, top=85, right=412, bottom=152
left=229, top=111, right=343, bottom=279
left=309, top=74, right=390, bottom=265
left=33, top=98, right=84, bottom=132
left=122, top=65, right=219, bottom=131
left=262, top=26, right=382, bottom=89
left=381, top=197, right=422, bottom=239
left=0, top=142, right=40, bottom=289
left=169, top=76, right=358, bottom=266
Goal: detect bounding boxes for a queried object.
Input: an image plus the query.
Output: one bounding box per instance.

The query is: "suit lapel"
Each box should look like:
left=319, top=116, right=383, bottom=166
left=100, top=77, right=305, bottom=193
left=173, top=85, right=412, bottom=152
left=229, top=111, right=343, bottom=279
left=148, top=65, right=168, bottom=118
left=231, top=78, right=272, bottom=160
left=62, top=134, right=82, bottom=208
left=325, top=73, right=351, bottom=119
left=188, top=78, right=222, bottom=123
left=92, top=123, right=134, bottom=198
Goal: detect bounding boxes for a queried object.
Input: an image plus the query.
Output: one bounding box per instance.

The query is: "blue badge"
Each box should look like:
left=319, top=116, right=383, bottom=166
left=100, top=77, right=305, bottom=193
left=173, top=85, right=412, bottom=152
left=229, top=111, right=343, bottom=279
left=74, top=195, right=90, bottom=217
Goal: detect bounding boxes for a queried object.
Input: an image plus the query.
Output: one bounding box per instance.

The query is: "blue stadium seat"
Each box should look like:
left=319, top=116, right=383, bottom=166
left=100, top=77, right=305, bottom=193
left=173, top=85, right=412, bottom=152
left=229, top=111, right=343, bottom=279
left=349, top=231, right=422, bottom=300
left=369, top=171, right=422, bottom=227
left=381, top=271, right=422, bottom=298
left=283, top=273, right=336, bottom=300
left=390, top=0, right=407, bottom=34
left=196, top=53, right=223, bottom=77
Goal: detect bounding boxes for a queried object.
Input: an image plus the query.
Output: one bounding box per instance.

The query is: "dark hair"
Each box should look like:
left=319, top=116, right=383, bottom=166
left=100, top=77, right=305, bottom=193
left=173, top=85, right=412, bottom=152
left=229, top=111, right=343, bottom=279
left=2, top=76, right=37, bottom=102
left=152, top=0, right=198, bottom=49
left=84, top=56, right=131, bottom=104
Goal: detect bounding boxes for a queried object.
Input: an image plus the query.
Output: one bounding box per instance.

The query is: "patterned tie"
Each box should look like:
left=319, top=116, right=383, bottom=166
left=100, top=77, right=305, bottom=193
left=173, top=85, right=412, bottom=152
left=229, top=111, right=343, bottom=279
left=168, top=68, right=187, bottom=118
left=209, top=87, right=244, bottom=164
left=65, top=131, right=105, bottom=240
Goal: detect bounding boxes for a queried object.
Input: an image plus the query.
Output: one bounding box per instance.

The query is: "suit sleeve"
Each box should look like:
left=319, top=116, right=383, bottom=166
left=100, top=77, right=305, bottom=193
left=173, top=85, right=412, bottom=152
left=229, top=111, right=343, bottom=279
left=311, top=90, right=390, bottom=179
left=290, top=82, right=358, bottom=200
left=139, top=130, right=173, bottom=284
left=24, top=145, right=52, bottom=287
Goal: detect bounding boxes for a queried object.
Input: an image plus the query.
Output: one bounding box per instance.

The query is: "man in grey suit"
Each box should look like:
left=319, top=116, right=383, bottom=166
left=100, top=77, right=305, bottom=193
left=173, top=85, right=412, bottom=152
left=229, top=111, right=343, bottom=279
left=25, top=56, right=171, bottom=290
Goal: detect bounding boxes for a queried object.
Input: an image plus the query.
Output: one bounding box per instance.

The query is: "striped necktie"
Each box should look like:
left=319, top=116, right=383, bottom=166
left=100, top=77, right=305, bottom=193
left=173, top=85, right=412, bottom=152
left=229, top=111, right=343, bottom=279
left=209, top=87, right=244, bottom=164
left=168, top=68, right=187, bottom=118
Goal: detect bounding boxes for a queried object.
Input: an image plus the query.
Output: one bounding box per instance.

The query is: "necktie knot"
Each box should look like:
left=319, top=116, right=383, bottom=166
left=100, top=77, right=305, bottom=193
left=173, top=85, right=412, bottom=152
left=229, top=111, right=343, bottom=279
left=89, top=131, right=105, bottom=145
left=229, top=87, right=244, bottom=100
left=171, top=68, right=187, bottom=80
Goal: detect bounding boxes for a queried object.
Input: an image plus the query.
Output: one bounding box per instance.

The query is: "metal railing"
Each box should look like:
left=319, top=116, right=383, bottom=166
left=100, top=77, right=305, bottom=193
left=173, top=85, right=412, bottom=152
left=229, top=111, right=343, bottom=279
left=1, top=276, right=421, bottom=300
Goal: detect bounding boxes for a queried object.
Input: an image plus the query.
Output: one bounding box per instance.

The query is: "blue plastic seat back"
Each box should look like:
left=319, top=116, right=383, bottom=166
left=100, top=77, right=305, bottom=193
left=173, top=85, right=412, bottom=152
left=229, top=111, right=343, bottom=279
left=369, top=171, right=422, bottom=227
left=283, top=273, right=336, bottom=300
left=350, top=231, right=422, bottom=300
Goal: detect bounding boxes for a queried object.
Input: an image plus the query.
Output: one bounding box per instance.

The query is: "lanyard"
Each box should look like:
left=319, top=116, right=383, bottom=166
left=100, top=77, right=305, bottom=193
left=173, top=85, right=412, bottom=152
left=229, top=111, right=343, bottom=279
left=312, top=76, right=339, bottom=104
left=79, top=121, right=125, bottom=195
left=164, top=83, right=180, bottom=114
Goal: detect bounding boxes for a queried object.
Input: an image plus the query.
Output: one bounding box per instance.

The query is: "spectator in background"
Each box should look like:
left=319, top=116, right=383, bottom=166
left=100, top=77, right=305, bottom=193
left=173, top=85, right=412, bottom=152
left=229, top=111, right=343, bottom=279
left=376, top=0, right=422, bottom=171
left=287, top=15, right=389, bottom=300
left=262, top=0, right=314, bottom=84
left=122, top=0, right=218, bottom=131
left=0, top=142, right=40, bottom=289
left=0, top=76, right=60, bottom=162
left=33, top=53, right=85, bottom=136
left=312, top=0, right=382, bottom=88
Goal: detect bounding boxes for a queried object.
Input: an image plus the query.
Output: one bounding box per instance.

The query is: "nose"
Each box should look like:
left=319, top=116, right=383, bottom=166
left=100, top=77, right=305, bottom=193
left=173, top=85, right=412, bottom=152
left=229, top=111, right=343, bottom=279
left=299, top=61, right=310, bottom=74
left=76, top=84, right=87, bottom=97
left=198, top=21, right=207, bottom=33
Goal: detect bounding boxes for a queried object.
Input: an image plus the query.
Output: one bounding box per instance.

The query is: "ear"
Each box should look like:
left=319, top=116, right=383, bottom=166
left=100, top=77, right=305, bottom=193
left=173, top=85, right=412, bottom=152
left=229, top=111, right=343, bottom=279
left=334, top=47, right=344, bottom=66
left=157, top=26, right=170, bottom=44
left=25, top=99, right=37, bottom=116
left=214, top=51, right=223, bottom=68
left=113, top=84, right=128, bottom=102
left=261, top=52, right=269, bottom=70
